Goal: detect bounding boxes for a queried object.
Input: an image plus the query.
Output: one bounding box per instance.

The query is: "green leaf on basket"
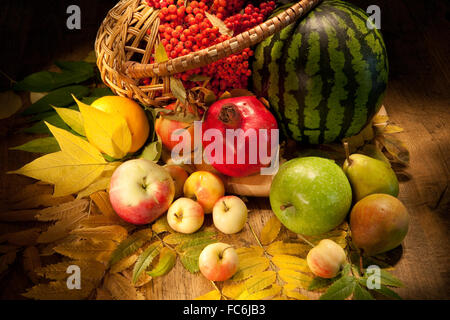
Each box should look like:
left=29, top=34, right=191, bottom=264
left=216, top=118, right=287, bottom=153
left=132, top=241, right=162, bottom=284
left=10, top=137, right=60, bottom=154
left=319, top=276, right=356, bottom=300
left=23, top=85, right=90, bottom=115
left=14, top=61, right=94, bottom=92
left=53, top=107, right=85, bottom=136
left=170, top=77, right=187, bottom=103
left=155, top=43, right=169, bottom=63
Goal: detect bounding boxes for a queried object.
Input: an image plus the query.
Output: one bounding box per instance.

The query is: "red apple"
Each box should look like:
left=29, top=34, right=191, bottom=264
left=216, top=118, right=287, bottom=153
left=164, top=165, right=189, bottom=198
left=167, top=198, right=204, bottom=234
left=155, top=103, right=197, bottom=151
left=109, top=159, right=175, bottom=225
left=307, top=239, right=347, bottom=279
left=202, top=96, right=278, bottom=177
left=199, top=243, right=239, bottom=281
left=183, top=171, right=225, bottom=214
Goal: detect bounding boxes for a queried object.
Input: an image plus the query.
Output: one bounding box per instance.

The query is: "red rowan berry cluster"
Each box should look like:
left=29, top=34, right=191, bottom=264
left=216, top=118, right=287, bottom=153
left=144, top=0, right=275, bottom=95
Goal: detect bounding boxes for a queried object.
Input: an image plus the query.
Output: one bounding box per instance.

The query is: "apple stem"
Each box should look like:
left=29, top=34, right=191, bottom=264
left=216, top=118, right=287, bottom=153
left=222, top=200, right=229, bottom=212
left=280, top=204, right=293, bottom=211
left=344, top=141, right=352, bottom=166
left=219, top=246, right=234, bottom=259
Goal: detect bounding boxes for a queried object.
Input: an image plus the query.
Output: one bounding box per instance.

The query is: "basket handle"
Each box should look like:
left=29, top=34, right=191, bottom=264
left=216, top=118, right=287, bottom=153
left=124, top=0, right=322, bottom=79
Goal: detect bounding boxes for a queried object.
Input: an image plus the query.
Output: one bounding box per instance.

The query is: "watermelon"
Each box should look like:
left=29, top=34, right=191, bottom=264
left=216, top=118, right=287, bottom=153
left=252, top=0, right=389, bottom=144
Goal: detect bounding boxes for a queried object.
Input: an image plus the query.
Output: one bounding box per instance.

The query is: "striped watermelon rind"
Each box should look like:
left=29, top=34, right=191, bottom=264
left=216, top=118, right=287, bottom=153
left=252, top=0, right=389, bottom=144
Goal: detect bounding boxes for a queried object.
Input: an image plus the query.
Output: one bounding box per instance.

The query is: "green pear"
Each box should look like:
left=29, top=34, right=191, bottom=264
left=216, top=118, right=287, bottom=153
left=343, top=154, right=399, bottom=202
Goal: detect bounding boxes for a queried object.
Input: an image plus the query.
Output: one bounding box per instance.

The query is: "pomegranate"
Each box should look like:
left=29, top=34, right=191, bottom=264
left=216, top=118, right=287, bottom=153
left=202, top=96, right=278, bottom=177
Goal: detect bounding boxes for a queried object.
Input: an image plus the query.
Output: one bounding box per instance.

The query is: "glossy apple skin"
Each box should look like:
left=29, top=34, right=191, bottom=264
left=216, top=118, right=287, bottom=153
left=109, top=159, right=175, bottom=225
left=199, top=243, right=239, bottom=281
left=183, top=171, right=225, bottom=213
left=350, top=194, right=409, bottom=256
left=167, top=198, right=204, bottom=234
left=164, top=165, right=189, bottom=198
left=155, top=103, right=195, bottom=151
left=213, top=196, right=248, bottom=234
left=307, top=239, right=347, bottom=279
left=202, top=96, right=278, bottom=177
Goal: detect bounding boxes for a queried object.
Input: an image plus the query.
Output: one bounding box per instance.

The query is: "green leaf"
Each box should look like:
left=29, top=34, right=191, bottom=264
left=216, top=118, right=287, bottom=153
left=353, top=283, right=374, bottom=300
left=90, top=87, right=113, bottom=97
left=170, top=77, right=187, bottom=103
left=177, top=237, right=216, bottom=251
left=180, top=247, right=204, bottom=273
left=14, top=61, right=94, bottom=92
left=24, top=113, right=71, bottom=134
left=155, top=43, right=169, bottom=63
left=108, top=229, right=152, bottom=267
left=308, top=277, right=334, bottom=291
left=373, top=285, right=402, bottom=300
left=53, top=107, right=85, bottom=136
left=10, top=137, right=60, bottom=154
left=0, top=90, right=22, bottom=119
left=23, top=85, right=90, bottom=115
left=361, top=269, right=404, bottom=288
left=147, top=247, right=176, bottom=277
left=163, top=229, right=217, bottom=246
left=140, top=140, right=162, bottom=162
left=319, top=276, right=356, bottom=300
left=132, top=242, right=162, bottom=284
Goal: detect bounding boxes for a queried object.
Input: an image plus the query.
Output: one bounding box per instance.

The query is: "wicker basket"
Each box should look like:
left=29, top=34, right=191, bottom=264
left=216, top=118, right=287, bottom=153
left=95, top=0, right=322, bottom=107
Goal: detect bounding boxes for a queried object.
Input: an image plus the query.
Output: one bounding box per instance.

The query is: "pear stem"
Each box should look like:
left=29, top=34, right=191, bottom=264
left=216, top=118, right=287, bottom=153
left=344, top=141, right=352, bottom=166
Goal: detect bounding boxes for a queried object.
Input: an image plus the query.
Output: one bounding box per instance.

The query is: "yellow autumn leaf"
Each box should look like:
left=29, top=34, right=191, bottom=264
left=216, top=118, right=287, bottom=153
left=104, top=273, right=145, bottom=300
left=222, top=281, right=246, bottom=299
left=244, top=271, right=277, bottom=294
left=76, top=175, right=112, bottom=199
left=260, top=215, right=282, bottom=245
left=278, top=269, right=313, bottom=289
left=272, top=254, right=310, bottom=273
left=53, top=106, right=85, bottom=136
left=38, top=211, right=88, bottom=243
left=54, top=239, right=117, bottom=263
left=237, top=284, right=282, bottom=300
left=110, top=252, right=139, bottom=274
left=8, top=193, right=74, bottom=210
left=70, top=225, right=128, bottom=242
left=267, top=241, right=310, bottom=257
left=236, top=246, right=264, bottom=259
left=36, top=199, right=89, bottom=222
left=9, top=123, right=107, bottom=197
left=283, top=285, right=309, bottom=300
left=195, top=290, right=222, bottom=300
left=382, top=124, right=404, bottom=134
left=89, top=191, right=116, bottom=218
left=37, top=260, right=105, bottom=282
left=152, top=216, right=174, bottom=234
left=75, top=96, right=131, bottom=159
left=232, top=256, right=270, bottom=281
left=23, top=280, right=96, bottom=300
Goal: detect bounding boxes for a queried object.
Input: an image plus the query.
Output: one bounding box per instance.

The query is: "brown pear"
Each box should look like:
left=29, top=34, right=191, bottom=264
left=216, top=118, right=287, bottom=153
left=350, top=194, right=409, bottom=256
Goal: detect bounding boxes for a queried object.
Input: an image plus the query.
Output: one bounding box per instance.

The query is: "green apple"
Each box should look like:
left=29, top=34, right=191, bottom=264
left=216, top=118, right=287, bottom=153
left=270, top=157, right=352, bottom=236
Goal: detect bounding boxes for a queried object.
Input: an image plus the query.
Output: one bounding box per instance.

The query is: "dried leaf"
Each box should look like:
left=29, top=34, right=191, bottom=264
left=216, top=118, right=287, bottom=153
left=23, top=246, right=41, bottom=283
left=110, top=253, right=139, bottom=274
left=132, top=241, right=162, bottom=284
left=9, top=123, right=107, bottom=197
left=104, top=273, right=144, bottom=300
left=155, top=42, right=169, bottom=63
left=0, top=209, right=37, bottom=222
left=152, top=216, right=174, bottom=234
left=8, top=183, right=53, bottom=203
left=38, top=211, right=88, bottom=243
left=230, top=89, right=254, bottom=98
left=36, top=199, right=89, bottom=221
left=170, top=77, right=187, bottom=104
left=267, top=241, right=310, bottom=257
left=23, top=280, right=95, bottom=300
left=260, top=215, right=281, bottom=245
left=372, top=114, right=389, bottom=125
left=37, top=260, right=105, bottom=282
left=222, top=281, right=246, bottom=299
left=382, top=124, right=404, bottom=134
left=2, top=228, right=41, bottom=246
left=195, top=290, right=221, bottom=300
left=244, top=271, right=277, bottom=294
left=147, top=247, right=176, bottom=277
left=9, top=193, right=75, bottom=210
left=278, top=269, right=312, bottom=289
left=272, top=254, right=309, bottom=273
left=54, top=239, right=117, bottom=263
left=379, top=135, right=410, bottom=165
left=54, top=107, right=85, bottom=136
left=71, top=225, right=128, bottom=242
left=96, top=288, right=113, bottom=300
left=237, top=284, right=281, bottom=300
left=89, top=191, right=117, bottom=219
left=231, top=256, right=270, bottom=281
left=76, top=97, right=132, bottom=159
left=108, top=229, right=152, bottom=267
left=0, top=251, right=17, bottom=274
left=205, top=12, right=233, bottom=36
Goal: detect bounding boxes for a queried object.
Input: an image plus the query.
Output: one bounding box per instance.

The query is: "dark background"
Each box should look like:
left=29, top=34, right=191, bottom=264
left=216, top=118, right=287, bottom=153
left=0, top=0, right=448, bottom=90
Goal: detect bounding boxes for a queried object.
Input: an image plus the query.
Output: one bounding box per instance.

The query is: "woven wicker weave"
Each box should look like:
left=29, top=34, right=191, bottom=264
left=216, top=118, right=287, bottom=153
left=95, top=0, right=322, bottom=107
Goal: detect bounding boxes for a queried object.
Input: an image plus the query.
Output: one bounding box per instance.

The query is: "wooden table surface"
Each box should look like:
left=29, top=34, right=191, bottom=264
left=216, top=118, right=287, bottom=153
left=0, top=0, right=449, bottom=300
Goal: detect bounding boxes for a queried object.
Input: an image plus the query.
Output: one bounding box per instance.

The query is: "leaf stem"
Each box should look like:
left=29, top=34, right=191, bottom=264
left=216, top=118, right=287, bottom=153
left=297, top=234, right=315, bottom=248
